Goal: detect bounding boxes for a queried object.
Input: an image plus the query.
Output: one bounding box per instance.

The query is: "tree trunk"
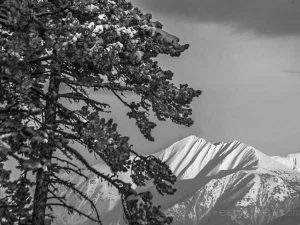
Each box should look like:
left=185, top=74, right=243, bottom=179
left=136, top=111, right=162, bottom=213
left=32, top=169, right=50, bottom=225
left=31, top=75, right=60, bottom=225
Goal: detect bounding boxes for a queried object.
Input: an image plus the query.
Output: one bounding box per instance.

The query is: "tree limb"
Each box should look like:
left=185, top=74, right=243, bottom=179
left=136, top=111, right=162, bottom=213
left=64, top=145, right=127, bottom=191
left=46, top=203, right=101, bottom=224
left=48, top=180, right=102, bottom=224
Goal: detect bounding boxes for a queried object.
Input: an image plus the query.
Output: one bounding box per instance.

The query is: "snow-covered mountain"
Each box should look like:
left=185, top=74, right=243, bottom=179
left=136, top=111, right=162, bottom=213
left=52, top=136, right=300, bottom=225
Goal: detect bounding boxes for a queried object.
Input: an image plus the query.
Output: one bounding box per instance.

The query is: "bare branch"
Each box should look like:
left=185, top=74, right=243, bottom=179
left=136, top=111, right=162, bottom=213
left=52, top=156, right=81, bottom=169
left=49, top=175, right=101, bottom=224
left=46, top=203, right=101, bottom=224
left=64, top=145, right=126, bottom=190
left=53, top=165, right=88, bottom=180
left=111, top=89, right=133, bottom=109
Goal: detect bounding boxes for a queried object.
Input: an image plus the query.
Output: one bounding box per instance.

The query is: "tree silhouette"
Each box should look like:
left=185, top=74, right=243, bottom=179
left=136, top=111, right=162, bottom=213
left=0, top=0, right=201, bottom=224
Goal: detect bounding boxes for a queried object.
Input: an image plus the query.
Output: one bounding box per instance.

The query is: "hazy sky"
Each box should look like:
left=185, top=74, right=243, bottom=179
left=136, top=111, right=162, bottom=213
left=106, top=0, right=300, bottom=157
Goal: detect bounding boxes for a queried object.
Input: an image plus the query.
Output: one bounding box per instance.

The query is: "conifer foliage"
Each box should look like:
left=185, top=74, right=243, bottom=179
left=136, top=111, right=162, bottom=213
left=0, top=0, right=201, bottom=224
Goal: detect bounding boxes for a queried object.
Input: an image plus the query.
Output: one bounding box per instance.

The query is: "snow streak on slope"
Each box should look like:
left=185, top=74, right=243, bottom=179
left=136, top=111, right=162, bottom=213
left=52, top=136, right=300, bottom=225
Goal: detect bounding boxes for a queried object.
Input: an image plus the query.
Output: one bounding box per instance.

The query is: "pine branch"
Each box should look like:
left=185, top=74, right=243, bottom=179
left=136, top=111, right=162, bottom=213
left=61, top=78, right=135, bottom=92
left=57, top=93, right=109, bottom=110
left=53, top=129, right=79, bottom=140
left=28, top=55, right=53, bottom=64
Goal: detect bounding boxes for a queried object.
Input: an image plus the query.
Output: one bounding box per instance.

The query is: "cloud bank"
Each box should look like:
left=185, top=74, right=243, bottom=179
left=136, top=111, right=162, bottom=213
left=135, top=0, right=300, bottom=36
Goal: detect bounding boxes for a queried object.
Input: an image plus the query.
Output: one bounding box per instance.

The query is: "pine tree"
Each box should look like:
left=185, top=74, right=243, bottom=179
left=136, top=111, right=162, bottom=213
left=0, top=0, right=201, bottom=224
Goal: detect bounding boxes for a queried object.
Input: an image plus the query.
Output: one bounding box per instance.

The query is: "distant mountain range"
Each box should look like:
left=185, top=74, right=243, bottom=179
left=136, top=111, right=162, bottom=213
left=52, top=135, right=300, bottom=225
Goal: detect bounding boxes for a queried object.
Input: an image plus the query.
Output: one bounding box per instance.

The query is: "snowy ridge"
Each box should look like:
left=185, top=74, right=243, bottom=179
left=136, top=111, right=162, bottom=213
left=272, top=153, right=300, bottom=172
left=52, top=135, right=300, bottom=225
left=155, top=135, right=291, bottom=179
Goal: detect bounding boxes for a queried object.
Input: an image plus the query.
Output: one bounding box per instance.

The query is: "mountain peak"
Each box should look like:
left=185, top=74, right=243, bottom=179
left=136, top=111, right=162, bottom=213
left=155, top=136, right=296, bottom=179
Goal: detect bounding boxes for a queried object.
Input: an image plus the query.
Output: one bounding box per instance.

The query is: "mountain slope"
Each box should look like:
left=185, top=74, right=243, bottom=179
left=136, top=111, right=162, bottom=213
left=52, top=136, right=300, bottom=225
left=272, top=153, right=300, bottom=172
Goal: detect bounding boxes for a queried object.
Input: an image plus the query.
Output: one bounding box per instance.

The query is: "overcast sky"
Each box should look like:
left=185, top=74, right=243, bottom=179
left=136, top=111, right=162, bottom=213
left=103, top=0, right=300, bottom=158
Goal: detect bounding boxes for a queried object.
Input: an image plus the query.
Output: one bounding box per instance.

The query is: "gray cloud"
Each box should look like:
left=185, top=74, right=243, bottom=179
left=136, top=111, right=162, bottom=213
left=284, top=70, right=300, bottom=75
left=134, top=0, right=300, bottom=36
